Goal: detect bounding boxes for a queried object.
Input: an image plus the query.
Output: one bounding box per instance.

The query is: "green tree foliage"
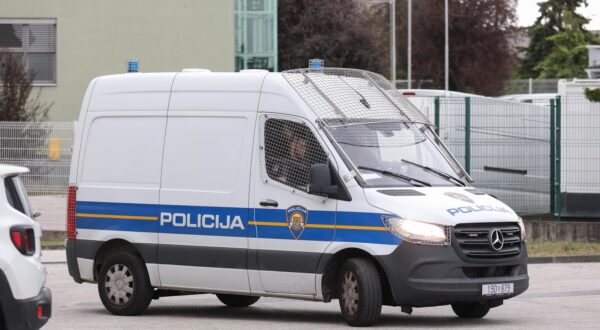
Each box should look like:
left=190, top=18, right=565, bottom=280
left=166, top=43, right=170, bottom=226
left=278, top=0, right=388, bottom=74
left=585, top=87, right=600, bottom=102
left=519, top=0, right=597, bottom=78
left=535, top=10, right=590, bottom=78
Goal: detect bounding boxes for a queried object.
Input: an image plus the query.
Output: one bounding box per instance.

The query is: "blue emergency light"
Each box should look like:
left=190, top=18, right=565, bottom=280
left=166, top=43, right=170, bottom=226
left=309, top=59, right=324, bottom=69
left=127, top=59, right=140, bottom=73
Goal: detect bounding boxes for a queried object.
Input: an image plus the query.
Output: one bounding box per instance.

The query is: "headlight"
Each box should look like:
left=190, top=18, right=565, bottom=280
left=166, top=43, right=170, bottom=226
left=517, top=216, right=526, bottom=241
left=382, top=216, right=450, bottom=245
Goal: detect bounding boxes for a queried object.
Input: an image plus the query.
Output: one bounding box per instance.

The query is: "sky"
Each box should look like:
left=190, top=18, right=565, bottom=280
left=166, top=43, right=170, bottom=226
left=517, top=0, right=600, bottom=30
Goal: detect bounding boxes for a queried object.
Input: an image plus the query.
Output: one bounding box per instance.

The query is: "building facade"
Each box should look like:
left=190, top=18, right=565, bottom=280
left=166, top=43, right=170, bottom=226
left=1, top=0, right=278, bottom=121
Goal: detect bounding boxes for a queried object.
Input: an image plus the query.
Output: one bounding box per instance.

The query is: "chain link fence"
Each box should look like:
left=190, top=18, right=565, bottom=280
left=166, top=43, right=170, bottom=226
left=0, top=121, right=74, bottom=196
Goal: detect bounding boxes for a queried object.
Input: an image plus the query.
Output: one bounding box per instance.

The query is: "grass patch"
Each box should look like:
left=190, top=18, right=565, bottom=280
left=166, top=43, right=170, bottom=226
left=41, top=240, right=64, bottom=249
left=527, top=242, right=600, bottom=257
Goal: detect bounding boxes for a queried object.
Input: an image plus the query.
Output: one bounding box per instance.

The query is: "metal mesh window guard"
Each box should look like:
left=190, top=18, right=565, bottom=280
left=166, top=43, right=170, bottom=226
left=263, top=118, right=329, bottom=192
left=281, top=68, right=430, bottom=127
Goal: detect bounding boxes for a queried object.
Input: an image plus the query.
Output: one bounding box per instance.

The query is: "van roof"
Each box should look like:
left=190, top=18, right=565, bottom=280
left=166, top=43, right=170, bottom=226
left=0, top=164, right=29, bottom=178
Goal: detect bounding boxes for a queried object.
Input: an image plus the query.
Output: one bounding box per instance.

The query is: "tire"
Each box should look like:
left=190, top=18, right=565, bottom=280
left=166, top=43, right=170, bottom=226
left=216, top=294, right=260, bottom=307
left=98, top=252, right=153, bottom=316
left=451, top=302, right=490, bottom=318
left=338, top=258, right=382, bottom=327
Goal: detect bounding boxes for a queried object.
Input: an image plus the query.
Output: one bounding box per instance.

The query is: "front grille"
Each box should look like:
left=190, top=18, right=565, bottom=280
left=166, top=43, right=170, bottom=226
left=453, top=223, right=521, bottom=260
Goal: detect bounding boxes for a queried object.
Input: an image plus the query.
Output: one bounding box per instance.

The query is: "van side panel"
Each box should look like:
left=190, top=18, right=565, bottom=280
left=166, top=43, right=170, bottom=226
left=155, top=71, right=264, bottom=292
left=73, top=73, right=175, bottom=284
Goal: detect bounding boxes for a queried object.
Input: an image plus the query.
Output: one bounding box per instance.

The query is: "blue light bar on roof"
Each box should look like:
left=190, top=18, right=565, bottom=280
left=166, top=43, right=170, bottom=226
left=127, top=59, right=140, bottom=73
left=309, top=59, right=324, bottom=69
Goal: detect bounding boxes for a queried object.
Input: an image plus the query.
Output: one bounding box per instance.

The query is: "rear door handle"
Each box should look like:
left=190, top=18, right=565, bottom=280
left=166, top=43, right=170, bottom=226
left=259, top=199, right=279, bottom=208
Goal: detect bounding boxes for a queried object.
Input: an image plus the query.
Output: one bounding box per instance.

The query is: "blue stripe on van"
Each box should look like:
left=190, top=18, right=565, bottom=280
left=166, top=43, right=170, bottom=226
left=75, top=201, right=400, bottom=245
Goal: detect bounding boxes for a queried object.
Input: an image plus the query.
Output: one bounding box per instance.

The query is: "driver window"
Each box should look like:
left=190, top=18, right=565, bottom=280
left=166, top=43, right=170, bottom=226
left=264, top=118, right=328, bottom=192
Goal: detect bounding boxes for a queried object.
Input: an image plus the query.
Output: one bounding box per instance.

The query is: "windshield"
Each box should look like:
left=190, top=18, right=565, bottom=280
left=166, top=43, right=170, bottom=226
left=327, top=122, right=467, bottom=187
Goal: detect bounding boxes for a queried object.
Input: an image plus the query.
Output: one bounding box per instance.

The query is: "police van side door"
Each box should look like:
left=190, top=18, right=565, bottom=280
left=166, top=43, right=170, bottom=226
left=249, top=114, right=337, bottom=295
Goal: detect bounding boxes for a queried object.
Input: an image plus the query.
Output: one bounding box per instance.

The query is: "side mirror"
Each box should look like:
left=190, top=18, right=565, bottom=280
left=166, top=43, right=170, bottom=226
left=308, top=164, right=338, bottom=196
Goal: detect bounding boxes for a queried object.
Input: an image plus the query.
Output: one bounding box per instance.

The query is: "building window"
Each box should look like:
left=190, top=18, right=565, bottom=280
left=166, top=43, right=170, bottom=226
left=0, top=19, right=57, bottom=84
left=235, top=0, right=278, bottom=72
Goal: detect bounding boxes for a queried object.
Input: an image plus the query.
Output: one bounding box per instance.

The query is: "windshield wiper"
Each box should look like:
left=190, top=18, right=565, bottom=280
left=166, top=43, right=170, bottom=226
left=401, top=159, right=465, bottom=187
left=357, top=166, right=431, bottom=187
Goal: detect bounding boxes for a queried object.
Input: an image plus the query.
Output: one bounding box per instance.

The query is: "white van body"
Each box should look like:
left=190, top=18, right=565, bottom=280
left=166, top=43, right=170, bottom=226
left=67, top=68, right=528, bottom=326
left=0, top=165, right=51, bottom=329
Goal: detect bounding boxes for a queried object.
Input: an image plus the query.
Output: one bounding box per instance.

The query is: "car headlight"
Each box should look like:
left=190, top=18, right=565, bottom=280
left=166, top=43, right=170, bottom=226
left=382, top=216, right=451, bottom=245
left=517, top=216, right=526, bottom=241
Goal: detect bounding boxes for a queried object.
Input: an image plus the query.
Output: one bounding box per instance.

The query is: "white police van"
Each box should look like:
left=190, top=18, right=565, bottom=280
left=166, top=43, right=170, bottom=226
left=66, top=66, right=528, bottom=326
left=0, top=165, right=51, bottom=329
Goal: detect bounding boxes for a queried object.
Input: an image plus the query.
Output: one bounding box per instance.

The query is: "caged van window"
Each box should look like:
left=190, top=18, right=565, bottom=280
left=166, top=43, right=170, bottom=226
left=263, top=118, right=328, bottom=192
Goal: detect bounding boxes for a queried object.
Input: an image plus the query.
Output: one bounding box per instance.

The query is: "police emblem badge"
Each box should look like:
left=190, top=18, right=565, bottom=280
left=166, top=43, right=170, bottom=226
left=286, top=205, right=308, bottom=240
left=444, top=192, right=475, bottom=204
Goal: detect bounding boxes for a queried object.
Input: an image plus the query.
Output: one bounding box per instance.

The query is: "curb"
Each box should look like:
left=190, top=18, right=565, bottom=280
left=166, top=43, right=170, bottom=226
left=42, top=230, right=66, bottom=241
left=528, top=255, right=600, bottom=264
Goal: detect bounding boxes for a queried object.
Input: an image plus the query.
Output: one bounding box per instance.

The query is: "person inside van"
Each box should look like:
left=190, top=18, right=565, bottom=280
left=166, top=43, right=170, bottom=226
left=273, top=134, right=310, bottom=189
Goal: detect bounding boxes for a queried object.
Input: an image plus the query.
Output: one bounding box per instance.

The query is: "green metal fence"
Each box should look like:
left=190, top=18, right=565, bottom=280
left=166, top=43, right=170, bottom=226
left=423, top=95, right=600, bottom=218
left=424, top=96, right=552, bottom=215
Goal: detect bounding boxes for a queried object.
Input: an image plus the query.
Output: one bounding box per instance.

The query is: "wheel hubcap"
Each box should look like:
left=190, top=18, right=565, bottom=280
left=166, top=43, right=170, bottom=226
left=105, top=264, right=134, bottom=305
left=341, top=271, right=359, bottom=316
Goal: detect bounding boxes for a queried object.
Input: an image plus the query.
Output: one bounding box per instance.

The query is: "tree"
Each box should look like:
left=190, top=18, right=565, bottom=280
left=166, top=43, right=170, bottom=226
left=278, top=0, right=388, bottom=75
left=279, top=0, right=518, bottom=96
left=395, top=0, right=518, bottom=95
left=0, top=49, right=51, bottom=121
left=535, top=9, right=590, bottom=78
left=518, top=0, right=597, bottom=78
left=0, top=50, right=53, bottom=187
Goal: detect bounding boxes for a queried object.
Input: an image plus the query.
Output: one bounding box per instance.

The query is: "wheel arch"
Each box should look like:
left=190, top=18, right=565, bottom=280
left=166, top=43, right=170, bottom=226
left=93, top=239, right=149, bottom=282
left=319, top=248, right=395, bottom=305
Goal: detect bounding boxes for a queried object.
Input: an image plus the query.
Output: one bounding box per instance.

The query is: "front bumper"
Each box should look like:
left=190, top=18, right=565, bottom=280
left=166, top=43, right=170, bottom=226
left=376, top=241, right=529, bottom=307
left=0, top=270, right=52, bottom=330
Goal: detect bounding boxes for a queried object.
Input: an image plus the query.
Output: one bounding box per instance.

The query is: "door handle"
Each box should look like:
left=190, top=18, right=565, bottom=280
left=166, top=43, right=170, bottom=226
left=259, top=199, right=279, bottom=208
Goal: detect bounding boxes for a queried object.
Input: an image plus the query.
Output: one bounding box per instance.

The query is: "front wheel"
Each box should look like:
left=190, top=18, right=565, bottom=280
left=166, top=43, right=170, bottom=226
left=451, top=302, right=490, bottom=318
left=98, top=252, right=153, bottom=315
left=216, top=294, right=260, bottom=307
left=338, top=258, right=382, bottom=326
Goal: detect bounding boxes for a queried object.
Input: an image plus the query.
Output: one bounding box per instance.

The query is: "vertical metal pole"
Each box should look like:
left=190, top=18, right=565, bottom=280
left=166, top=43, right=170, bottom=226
left=444, top=0, right=449, bottom=92
left=273, top=0, right=278, bottom=72
left=434, top=96, right=440, bottom=136
left=529, top=78, right=533, bottom=94
left=407, top=0, right=412, bottom=89
left=391, top=0, right=396, bottom=87
left=550, top=99, right=556, bottom=215
left=465, top=97, right=471, bottom=174
left=556, top=96, right=562, bottom=220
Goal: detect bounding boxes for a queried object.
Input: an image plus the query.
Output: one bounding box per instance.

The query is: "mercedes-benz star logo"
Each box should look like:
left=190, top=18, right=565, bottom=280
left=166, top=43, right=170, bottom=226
left=489, top=228, right=504, bottom=251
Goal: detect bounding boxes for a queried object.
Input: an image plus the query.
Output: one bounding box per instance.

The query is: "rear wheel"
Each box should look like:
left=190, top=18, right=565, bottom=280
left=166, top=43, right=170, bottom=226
left=216, top=294, right=260, bottom=307
left=98, top=252, right=153, bottom=315
left=451, top=302, right=490, bottom=318
left=338, top=258, right=382, bottom=326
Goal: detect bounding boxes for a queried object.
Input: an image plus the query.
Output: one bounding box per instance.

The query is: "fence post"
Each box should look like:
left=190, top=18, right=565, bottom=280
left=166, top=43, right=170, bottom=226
left=550, top=98, right=556, bottom=215
left=555, top=96, right=561, bottom=220
left=465, top=97, right=471, bottom=175
left=434, top=96, right=440, bottom=136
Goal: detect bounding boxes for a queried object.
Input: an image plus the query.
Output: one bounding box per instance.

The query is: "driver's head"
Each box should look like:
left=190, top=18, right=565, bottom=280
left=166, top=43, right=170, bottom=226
left=290, top=136, right=307, bottom=160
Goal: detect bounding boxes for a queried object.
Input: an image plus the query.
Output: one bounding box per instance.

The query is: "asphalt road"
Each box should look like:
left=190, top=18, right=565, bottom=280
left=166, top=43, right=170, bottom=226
left=42, top=253, right=600, bottom=329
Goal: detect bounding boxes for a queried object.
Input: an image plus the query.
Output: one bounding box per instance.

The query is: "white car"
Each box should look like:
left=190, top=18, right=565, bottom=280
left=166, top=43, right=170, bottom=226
left=0, top=165, right=51, bottom=329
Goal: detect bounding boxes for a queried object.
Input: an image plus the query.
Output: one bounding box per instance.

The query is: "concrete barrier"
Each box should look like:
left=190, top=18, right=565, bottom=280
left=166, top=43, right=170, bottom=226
left=525, top=220, right=600, bottom=243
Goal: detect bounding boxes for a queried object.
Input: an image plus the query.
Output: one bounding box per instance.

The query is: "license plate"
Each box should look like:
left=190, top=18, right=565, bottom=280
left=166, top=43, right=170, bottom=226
left=482, top=283, right=514, bottom=296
